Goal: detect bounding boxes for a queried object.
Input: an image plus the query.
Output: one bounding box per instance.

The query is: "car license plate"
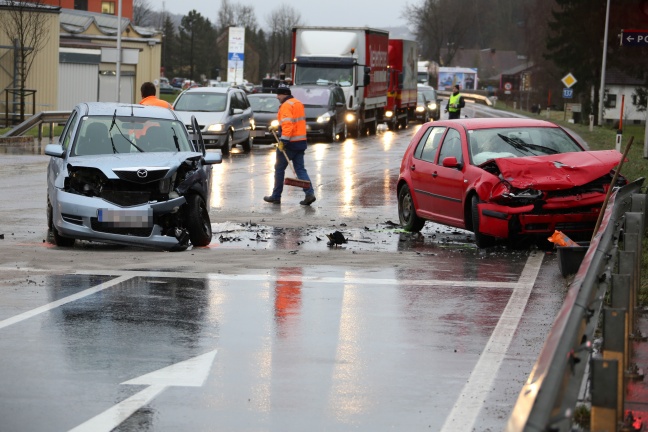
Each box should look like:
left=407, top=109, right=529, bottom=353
left=97, top=208, right=152, bottom=227
left=251, top=130, right=266, bottom=137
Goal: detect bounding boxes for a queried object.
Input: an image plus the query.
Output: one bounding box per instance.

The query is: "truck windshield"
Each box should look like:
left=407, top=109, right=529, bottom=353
left=295, top=66, right=354, bottom=87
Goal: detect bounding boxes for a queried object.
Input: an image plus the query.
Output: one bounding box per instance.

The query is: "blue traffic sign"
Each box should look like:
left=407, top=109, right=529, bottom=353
left=562, top=88, right=573, bottom=99
left=621, top=29, right=648, bottom=46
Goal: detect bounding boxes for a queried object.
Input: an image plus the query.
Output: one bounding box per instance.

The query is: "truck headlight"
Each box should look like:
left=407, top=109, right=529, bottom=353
left=207, top=123, right=224, bottom=132
left=345, top=113, right=356, bottom=123
left=385, top=111, right=394, bottom=118
left=316, top=113, right=331, bottom=123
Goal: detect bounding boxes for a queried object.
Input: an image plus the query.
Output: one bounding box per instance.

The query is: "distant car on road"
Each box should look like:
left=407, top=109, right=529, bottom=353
left=45, top=102, right=222, bottom=251
left=290, top=84, right=348, bottom=143
left=248, top=93, right=280, bottom=144
left=397, top=118, right=626, bottom=248
left=173, top=86, right=253, bottom=156
left=417, top=84, right=441, bottom=121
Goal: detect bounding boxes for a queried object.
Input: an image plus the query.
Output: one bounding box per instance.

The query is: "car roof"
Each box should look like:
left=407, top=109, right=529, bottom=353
left=247, top=93, right=277, bottom=98
left=182, top=86, right=240, bottom=94
left=434, top=117, right=561, bottom=130
left=77, top=102, right=178, bottom=120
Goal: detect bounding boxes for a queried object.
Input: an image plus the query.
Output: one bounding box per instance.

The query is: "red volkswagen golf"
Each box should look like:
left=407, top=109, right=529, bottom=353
left=397, top=118, right=626, bottom=247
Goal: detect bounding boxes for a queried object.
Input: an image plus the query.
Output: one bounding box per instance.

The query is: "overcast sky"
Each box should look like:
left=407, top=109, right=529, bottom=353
left=159, top=0, right=409, bottom=29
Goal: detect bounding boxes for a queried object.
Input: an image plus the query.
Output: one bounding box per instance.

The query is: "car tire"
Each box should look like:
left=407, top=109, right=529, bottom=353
left=327, top=120, right=337, bottom=142
left=338, top=123, right=347, bottom=142
left=241, top=134, right=252, bottom=153
left=221, top=130, right=233, bottom=157
left=471, top=195, right=496, bottom=248
left=351, top=118, right=363, bottom=138
left=398, top=184, right=425, bottom=232
left=47, top=201, right=75, bottom=247
left=186, top=194, right=212, bottom=247
left=367, top=121, right=377, bottom=135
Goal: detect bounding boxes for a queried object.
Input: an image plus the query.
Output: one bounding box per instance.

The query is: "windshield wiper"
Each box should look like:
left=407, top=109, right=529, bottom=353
left=109, top=112, right=144, bottom=153
left=497, top=133, right=538, bottom=155
left=171, top=127, right=180, bottom=151
left=519, top=142, right=559, bottom=154
left=109, top=110, right=119, bottom=153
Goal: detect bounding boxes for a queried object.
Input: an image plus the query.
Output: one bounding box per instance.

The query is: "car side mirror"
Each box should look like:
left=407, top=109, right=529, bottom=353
left=232, top=108, right=243, bottom=115
left=363, top=66, right=371, bottom=86
left=45, top=144, right=65, bottom=158
left=203, top=151, right=222, bottom=164
left=335, top=102, right=344, bottom=108
left=442, top=156, right=462, bottom=169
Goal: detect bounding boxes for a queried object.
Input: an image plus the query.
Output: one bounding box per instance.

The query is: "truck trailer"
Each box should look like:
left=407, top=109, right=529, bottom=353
left=385, top=39, right=418, bottom=131
left=285, top=26, right=389, bottom=137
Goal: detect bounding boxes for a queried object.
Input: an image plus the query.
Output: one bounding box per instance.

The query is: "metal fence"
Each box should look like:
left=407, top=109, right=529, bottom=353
left=506, top=178, right=646, bottom=431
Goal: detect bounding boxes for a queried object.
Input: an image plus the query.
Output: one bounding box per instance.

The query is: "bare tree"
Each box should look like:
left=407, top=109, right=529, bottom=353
left=217, top=0, right=258, bottom=33
left=0, top=0, right=52, bottom=121
left=133, top=0, right=154, bottom=27
left=265, top=4, right=303, bottom=76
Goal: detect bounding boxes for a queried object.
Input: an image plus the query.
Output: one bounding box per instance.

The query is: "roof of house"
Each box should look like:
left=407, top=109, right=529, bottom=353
left=60, top=9, right=157, bottom=38
left=605, top=68, right=645, bottom=86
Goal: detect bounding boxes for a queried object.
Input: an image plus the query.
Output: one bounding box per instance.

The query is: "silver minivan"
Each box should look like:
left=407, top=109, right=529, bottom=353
left=173, top=86, right=253, bottom=156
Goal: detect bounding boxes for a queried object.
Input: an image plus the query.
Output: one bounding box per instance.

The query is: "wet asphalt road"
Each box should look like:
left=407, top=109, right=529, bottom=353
left=0, top=109, right=570, bottom=431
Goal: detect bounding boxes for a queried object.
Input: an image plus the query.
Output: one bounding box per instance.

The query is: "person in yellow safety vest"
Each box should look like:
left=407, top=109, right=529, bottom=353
left=445, top=84, right=465, bottom=119
left=263, top=83, right=316, bottom=206
left=139, top=82, right=173, bottom=109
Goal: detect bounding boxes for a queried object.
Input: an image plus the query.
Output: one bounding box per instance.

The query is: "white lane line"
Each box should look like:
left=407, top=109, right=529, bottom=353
left=67, top=269, right=521, bottom=290
left=0, top=275, right=132, bottom=330
left=440, top=252, right=544, bottom=432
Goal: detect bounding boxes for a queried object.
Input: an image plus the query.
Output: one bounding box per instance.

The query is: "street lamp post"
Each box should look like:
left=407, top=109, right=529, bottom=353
left=116, top=0, right=122, bottom=102
left=597, top=0, right=611, bottom=126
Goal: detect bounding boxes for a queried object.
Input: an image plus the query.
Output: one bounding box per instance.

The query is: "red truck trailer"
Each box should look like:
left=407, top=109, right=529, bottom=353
left=285, top=26, right=389, bottom=137
left=386, top=39, right=418, bottom=130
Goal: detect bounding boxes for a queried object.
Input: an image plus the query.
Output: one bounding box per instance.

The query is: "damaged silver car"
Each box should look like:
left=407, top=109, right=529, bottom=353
left=45, top=102, right=222, bottom=251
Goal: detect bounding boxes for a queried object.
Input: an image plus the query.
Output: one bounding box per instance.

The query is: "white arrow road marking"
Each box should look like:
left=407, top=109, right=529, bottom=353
left=69, top=349, right=217, bottom=432
left=440, top=253, right=544, bottom=432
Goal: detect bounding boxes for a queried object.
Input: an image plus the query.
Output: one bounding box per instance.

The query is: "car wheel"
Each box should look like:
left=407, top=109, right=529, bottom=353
left=47, top=201, right=75, bottom=247
left=471, top=195, right=496, bottom=248
left=351, top=118, right=363, bottom=138
left=186, top=194, right=212, bottom=247
left=367, top=121, right=377, bottom=135
left=241, top=134, right=252, bottom=153
left=387, top=116, right=397, bottom=131
left=338, top=122, right=347, bottom=142
left=221, top=130, right=233, bottom=157
left=398, top=184, right=425, bottom=232
left=327, top=120, right=337, bottom=142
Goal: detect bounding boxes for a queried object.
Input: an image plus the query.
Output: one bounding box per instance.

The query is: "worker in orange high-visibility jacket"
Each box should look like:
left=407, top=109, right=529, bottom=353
left=139, top=81, right=173, bottom=109
left=264, top=83, right=316, bottom=206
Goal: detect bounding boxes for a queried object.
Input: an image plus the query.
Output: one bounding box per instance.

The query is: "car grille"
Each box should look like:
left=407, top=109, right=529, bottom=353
left=61, top=213, right=83, bottom=225
left=113, top=168, right=169, bottom=184
left=91, top=218, right=153, bottom=237
left=100, top=189, right=152, bottom=206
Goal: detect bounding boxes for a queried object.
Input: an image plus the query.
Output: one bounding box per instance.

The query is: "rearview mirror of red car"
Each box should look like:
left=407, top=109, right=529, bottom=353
left=442, top=156, right=462, bottom=169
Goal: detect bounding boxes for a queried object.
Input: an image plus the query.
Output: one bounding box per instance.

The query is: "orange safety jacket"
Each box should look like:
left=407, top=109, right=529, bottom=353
left=140, top=96, right=173, bottom=110
left=278, top=97, right=307, bottom=142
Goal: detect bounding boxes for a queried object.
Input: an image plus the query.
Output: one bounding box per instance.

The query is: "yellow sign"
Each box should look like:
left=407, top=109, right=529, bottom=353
left=561, top=73, right=577, bottom=88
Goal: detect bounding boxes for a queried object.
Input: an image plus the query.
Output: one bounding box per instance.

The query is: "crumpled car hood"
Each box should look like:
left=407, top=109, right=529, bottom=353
left=490, top=150, right=622, bottom=190
left=68, top=151, right=202, bottom=179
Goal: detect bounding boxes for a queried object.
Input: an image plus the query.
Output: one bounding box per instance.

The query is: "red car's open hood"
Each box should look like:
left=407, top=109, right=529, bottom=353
left=492, top=150, right=622, bottom=190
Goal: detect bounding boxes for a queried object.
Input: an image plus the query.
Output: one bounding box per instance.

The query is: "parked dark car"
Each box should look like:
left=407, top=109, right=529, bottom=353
left=159, top=82, right=177, bottom=94
left=397, top=118, right=626, bottom=248
left=417, top=84, right=441, bottom=121
left=289, top=84, right=347, bottom=143
left=248, top=93, right=280, bottom=144
left=45, top=102, right=222, bottom=251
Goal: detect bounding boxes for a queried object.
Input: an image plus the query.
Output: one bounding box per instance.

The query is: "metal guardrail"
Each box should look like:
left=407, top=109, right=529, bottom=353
left=437, top=90, right=494, bottom=107
left=506, top=178, right=646, bottom=431
left=0, top=110, right=71, bottom=143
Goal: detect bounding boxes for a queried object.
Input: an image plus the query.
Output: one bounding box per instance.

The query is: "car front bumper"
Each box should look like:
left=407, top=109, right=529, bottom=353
left=53, top=189, right=188, bottom=249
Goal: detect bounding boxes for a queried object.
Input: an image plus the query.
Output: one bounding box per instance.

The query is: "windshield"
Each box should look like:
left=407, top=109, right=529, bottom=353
left=294, top=66, right=353, bottom=87
left=72, top=116, right=194, bottom=156
left=248, top=95, right=280, bottom=113
left=290, top=87, right=332, bottom=106
left=174, top=92, right=227, bottom=112
left=419, top=88, right=437, bottom=101
left=469, top=126, right=583, bottom=165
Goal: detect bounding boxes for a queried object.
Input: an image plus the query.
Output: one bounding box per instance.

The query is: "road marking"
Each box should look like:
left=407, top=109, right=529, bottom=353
left=439, top=252, right=544, bottom=432
left=0, top=275, right=132, bottom=330
left=69, top=349, right=217, bottom=432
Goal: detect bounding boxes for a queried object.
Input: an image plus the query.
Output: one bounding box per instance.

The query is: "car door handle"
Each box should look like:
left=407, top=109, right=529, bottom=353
left=410, top=165, right=416, bottom=171
left=432, top=171, right=438, bottom=178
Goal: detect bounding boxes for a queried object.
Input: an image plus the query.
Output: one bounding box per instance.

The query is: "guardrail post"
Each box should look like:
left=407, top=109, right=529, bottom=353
left=602, top=307, right=627, bottom=424
left=618, top=249, right=637, bottom=338
left=630, top=194, right=646, bottom=235
left=590, top=358, right=619, bottom=432
left=611, top=273, right=632, bottom=372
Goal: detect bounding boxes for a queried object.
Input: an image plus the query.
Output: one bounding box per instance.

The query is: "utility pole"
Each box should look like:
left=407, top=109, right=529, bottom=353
left=597, top=0, right=611, bottom=126
left=116, top=0, right=122, bottom=102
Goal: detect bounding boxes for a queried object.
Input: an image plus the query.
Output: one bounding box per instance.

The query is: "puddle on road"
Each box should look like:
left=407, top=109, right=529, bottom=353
left=0, top=139, right=51, bottom=155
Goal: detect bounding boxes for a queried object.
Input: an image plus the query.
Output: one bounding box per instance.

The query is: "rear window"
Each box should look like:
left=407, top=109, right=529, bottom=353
left=174, top=92, right=227, bottom=112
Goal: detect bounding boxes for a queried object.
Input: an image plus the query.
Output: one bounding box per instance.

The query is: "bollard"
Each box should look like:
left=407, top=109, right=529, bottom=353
left=602, top=307, right=627, bottom=423
left=590, top=358, right=619, bottom=432
left=611, top=273, right=632, bottom=371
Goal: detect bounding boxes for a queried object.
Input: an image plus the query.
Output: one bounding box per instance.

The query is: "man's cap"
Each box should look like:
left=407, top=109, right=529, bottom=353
left=276, top=83, right=291, bottom=95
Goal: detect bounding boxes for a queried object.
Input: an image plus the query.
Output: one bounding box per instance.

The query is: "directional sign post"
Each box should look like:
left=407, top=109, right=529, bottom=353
left=621, top=29, right=648, bottom=46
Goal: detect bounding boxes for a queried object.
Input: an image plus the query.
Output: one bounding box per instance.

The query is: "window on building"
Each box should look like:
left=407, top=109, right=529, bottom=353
left=101, top=1, right=115, bottom=14
left=74, top=0, right=88, bottom=10
left=605, top=94, right=617, bottom=109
